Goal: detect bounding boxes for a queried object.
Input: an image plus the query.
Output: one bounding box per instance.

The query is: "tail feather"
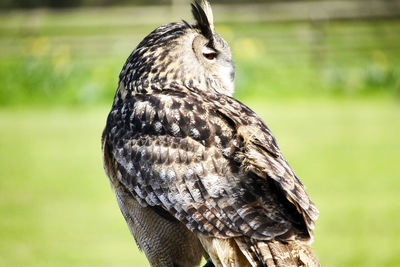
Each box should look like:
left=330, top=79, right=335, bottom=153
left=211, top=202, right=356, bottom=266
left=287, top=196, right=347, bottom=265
left=199, top=236, right=320, bottom=267
left=199, top=236, right=251, bottom=267
left=235, top=238, right=275, bottom=266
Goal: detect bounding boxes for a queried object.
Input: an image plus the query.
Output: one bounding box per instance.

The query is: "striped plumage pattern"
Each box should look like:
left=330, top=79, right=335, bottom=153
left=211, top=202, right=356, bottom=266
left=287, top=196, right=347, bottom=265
left=102, top=1, right=319, bottom=266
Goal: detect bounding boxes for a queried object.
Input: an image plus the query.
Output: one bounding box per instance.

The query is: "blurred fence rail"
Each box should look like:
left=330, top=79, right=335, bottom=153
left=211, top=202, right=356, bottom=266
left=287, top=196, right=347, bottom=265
left=1, top=0, right=400, bottom=29
left=0, top=0, right=399, bottom=104
left=214, top=0, right=400, bottom=23
left=1, top=0, right=399, bottom=58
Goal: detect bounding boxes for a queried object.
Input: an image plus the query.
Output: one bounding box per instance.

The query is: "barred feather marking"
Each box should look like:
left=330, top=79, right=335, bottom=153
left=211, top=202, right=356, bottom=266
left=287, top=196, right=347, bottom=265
left=198, top=235, right=321, bottom=267
left=198, top=236, right=251, bottom=267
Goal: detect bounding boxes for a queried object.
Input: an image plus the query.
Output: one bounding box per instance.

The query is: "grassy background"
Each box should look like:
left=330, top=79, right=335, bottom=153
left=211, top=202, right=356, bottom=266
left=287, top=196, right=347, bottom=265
left=1, top=5, right=400, bottom=267
left=1, top=102, right=399, bottom=266
left=1, top=9, right=400, bottom=105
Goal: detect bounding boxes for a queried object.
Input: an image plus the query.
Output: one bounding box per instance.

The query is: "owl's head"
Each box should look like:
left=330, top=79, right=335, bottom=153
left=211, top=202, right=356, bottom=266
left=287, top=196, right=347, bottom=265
left=119, top=0, right=235, bottom=99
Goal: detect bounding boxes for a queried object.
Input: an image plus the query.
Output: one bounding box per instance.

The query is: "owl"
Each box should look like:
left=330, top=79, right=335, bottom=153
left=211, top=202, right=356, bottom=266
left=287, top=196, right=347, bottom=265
left=102, top=1, right=320, bottom=266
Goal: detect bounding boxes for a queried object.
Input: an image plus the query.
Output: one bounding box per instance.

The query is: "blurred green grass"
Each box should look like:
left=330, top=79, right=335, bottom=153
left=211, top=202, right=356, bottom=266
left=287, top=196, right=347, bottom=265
left=0, top=107, right=147, bottom=267
left=1, top=6, right=400, bottom=267
left=1, top=10, right=400, bottom=105
left=0, top=101, right=399, bottom=266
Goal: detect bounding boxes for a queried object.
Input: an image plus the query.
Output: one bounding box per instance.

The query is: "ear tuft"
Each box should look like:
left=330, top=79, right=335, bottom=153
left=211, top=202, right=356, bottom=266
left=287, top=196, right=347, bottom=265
left=191, top=0, right=214, bottom=41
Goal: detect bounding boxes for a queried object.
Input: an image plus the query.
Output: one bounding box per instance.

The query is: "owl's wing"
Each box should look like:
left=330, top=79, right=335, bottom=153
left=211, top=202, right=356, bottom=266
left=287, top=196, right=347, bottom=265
left=214, top=95, right=319, bottom=236
left=103, top=89, right=317, bottom=240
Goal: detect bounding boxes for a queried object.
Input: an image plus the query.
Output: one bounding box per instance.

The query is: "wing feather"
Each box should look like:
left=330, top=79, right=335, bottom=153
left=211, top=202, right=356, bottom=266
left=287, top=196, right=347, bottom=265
left=103, top=89, right=318, bottom=242
left=214, top=96, right=319, bottom=237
